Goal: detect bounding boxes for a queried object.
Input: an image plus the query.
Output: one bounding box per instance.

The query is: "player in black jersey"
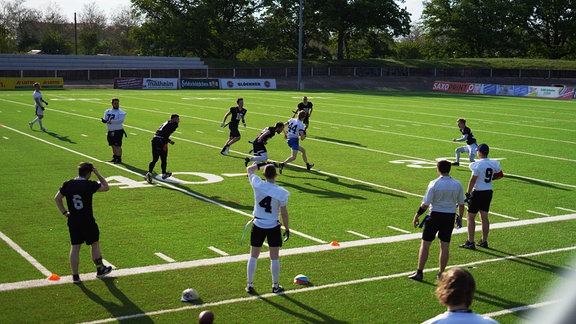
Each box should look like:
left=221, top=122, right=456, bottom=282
left=294, top=96, right=313, bottom=130
left=452, top=118, right=478, bottom=166
left=145, top=114, right=180, bottom=183
left=54, top=162, right=112, bottom=283
left=244, top=122, right=285, bottom=166
left=220, top=98, right=247, bottom=155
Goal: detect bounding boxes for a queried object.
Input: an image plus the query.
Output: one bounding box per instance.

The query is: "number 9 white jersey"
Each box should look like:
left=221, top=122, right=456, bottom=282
left=469, top=158, right=501, bottom=191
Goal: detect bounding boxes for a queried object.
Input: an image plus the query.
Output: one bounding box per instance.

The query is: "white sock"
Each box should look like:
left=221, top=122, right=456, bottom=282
left=270, top=259, right=280, bottom=286
left=247, top=257, right=257, bottom=286
left=38, top=119, right=44, bottom=129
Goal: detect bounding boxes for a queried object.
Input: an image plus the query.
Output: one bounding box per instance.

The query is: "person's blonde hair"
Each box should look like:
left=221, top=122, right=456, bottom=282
left=435, top=268, right=475, bottom=308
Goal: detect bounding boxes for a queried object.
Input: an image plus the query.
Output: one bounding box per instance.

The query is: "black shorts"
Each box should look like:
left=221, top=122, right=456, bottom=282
left=68, top=221, right=100, bottom=245
left=250, top=223, right=282, bottom=248
left=229, top=124, right=240, bottom=138
left=468, top=190, right=493, bottom=214
left=151, top=137, right=167, bottom=154
left=253, top=142, right=267, bottom=154
left=422, top=212, right=456, bottom=243
left=107, top=129, right=124, bottom=146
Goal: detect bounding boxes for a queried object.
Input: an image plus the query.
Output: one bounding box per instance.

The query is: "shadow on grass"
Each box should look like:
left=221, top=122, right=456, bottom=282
left=474, top=247, right=570, bottom=276
left=258, top=292, right=350, bottom=323
left=311, top=136, right=366, bottom=148
left=43, top=130, right=77, bottom=144
left=504, top=174, right=570, bottom=191
left=76, top=277, right=153, bottom=323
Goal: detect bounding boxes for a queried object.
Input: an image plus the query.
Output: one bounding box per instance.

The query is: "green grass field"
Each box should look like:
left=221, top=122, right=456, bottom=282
left=0, top=88, right=575, bottom=323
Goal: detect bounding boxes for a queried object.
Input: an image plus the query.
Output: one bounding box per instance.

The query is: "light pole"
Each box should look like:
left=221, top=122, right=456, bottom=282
left=297, top=0, right=303, bottom=91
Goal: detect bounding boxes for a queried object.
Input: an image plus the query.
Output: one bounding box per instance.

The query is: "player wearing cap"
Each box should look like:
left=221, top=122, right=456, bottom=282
left=145, top=114, right=180, bottom=183
left=452, top=118, right=477, bottom=166
left=245, top=162, right=290, bottom=294
left=101, top=98, right=126, bottom=164
left=460, top=144, right=503, bottom=250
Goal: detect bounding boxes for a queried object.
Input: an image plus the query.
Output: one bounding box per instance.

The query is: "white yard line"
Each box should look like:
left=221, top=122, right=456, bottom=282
left=347, top=230, right=371, bottom=238
left=208, top=246, right=229, bottom=256
left=0, top=231, right=52, bottom=277
left=79, top=245, right=576, bottom=324
left=527, top=210, right=550, bottom=217
left=154, top=253, right=176, bottom=263
left=386, top=226, right=411, bottom=234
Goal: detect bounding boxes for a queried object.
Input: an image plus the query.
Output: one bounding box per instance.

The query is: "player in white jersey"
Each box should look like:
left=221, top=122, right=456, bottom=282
left=408, top=160, right=465, bottom=281
left=278, top=110, right=314, bottom=174
left=29, top=82, right=47, bottom=131
left=245, top=162, right=290, bottom=294
left=459, top=144, right=503, bottom=250
left=101, top=98, right=127, bottom=164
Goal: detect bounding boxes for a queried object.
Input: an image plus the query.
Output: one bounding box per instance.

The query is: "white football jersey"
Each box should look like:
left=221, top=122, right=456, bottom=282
left=249, top=174, right=289, bottom=229
left=469, top=158, right=501, bottom=191
left=285, top=118, right=305, bottom=139
left=102, top=108, right=126, bottom=131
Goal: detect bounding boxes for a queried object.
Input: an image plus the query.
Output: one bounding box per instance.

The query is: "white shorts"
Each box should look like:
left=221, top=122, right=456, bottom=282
left=35, top=105, right=44, bottom=116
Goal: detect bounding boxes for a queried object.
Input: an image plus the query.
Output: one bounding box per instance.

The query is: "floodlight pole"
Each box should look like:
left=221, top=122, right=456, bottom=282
left=74, top=12, right=78, bottom=55
left=297, top=0, right=303, bottom=91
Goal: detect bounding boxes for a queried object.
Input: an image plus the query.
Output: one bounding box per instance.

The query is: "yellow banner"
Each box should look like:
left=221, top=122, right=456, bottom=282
left=0, top=78, right=64, bottom=90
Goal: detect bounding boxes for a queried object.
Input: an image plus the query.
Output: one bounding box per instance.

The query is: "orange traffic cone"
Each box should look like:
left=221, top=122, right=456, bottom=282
left=47, top=274, right=60, bottom=281
left=330, top=241, right=340, bottom=246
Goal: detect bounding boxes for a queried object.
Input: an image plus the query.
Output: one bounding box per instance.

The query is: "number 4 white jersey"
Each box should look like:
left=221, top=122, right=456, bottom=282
left=469, top=158, right=501, bottom=191
left=249, top=174, right=290, bottom=229
left=286, top=118, right=305, bottom=139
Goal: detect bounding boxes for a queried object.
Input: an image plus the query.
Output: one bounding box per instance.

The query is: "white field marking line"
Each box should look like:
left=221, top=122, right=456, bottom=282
left=208, top=246, right=229, bottom=256
left=527, top=210, right=550, bottom=217
left=386, top=226, right=412, bottom=234
left=556, top=207, right=576, bottom=213
left=347, top=230, right=371, bottom=238
left=79, top=246, right=576, bottom=324
left=42, top=100, right=576, bottom=164
left=154, top=253, right=176, bottom=263
left=0, top=231, right=52, bottom=277
left=29, top=106, right=576, bottom=188
left=0, top=124, right=325, bottom=245
left=3, top=213, right=576, bottom=293
left=481, top=299, right=560, bottom=318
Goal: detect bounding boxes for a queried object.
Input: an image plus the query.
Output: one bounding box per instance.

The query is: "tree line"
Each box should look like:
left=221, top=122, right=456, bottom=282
left=0, top=0, right=574, bottom=60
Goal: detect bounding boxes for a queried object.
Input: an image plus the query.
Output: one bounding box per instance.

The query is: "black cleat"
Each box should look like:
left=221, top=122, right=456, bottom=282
left=278, top=163, right=284, bottom=174
left=459, top=241, right=476, bottom=250
left=244, top=157, right=250, bottom=167
left=451, top=162, right=460, bottom=166
left=96, top=265, right=112, bottom=278
left=477, top=240, right=489, bottom=248
left=408, top=271, right=423, bottom=281
left=272, top=285, right=285, bottom=293
left=306, top=163, right=314, bottom=170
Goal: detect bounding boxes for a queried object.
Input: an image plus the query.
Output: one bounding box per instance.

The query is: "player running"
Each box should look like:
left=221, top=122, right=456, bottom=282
left=452, top=118, right=477, bottom=166
left=245, top=122, right=285, bottom=166
left=278, top=110, right=314, bottom=174
left=220, top=98, right=247, bottom=155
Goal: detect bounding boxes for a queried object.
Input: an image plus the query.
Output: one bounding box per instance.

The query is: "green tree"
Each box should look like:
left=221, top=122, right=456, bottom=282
left=39, top=31, right=71, bottom=54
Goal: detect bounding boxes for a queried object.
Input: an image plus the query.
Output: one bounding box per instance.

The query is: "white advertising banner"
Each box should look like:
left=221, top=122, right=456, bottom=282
left=142, top=78, right=179, bottom=90
left=220, top=78, right=277, bottom=89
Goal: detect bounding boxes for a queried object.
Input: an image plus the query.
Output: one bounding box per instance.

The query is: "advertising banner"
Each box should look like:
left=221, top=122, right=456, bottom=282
left=0, top=78, right=64, bottom=90
left=180, top=78, right=220, bottom=89
left=220, top=78, right=277, bottom=90
left=142, top=78, right=179, bottom=90
left=433, top=81, right=575, bottom=100
left=114, top=78, right=143, bottom=89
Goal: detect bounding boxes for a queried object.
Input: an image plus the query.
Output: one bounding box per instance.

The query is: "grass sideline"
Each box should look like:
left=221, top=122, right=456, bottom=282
left=0, top=89, right=575, bottom=323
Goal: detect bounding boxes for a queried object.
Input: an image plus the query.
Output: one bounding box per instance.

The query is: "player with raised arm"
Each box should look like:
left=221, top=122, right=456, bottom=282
left=452, top=118, right=477, bottom=166
left=278, top=110, right=314, bottom=174
left=460, top=144, right=503, bottom=250
left=220, top=98, right=247, bottom=155
left=245, top=162, right=290, bottom=294
left=54, top=162, right=112, bottom=284
left=244, top=122, right=285, bottom=166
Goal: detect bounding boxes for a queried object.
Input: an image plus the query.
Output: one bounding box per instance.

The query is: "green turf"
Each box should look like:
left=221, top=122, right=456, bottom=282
left=0, top=89, right=575, bottom=323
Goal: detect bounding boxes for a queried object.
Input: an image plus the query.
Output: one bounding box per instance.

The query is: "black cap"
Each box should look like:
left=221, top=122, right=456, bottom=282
left=478, top=143, right=489, bottom=154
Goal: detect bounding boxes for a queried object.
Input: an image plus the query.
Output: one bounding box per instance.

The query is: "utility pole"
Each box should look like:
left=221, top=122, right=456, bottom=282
left=297, top=0, right=303, bottom=91
left=74, top=12, right=78, bottom=55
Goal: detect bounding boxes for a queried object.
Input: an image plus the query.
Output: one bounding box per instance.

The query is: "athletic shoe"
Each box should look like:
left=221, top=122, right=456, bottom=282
left=162, top=172, right=172, bottom=179
left=72, top=274, right=81, bottom=284
left=306, top=163, right=314, bottom=170
left=96, top=265, right=112, bottom=278
left=451, top=162, right=460, bottom=166
left=278, top=163, right=284, bottom=174
left=408, top=271, right=423, bottom=281
left=41, top=127, right=47, bottom=132
left=145, top=172, right=153, bottom=184
left=459, top=241, right=476, bottom=250
left=108, top=156, right=116, bottom=163
left=477, top=240, right=489, bottom=248
left=28, top=122, right=33, bottom=129
left=272, top=285, right=285, bottom=293
left=244, top=157, right=250, bottom=167
left=436, top=272, right=442, bottom=281
left=245, top=285, right=255, bottom=294
left=220, top=149, right=228, bottom=156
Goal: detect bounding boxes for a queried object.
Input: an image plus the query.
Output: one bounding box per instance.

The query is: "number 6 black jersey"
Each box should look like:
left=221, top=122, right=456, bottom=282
left=59, top=178, right=101, bottom=225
